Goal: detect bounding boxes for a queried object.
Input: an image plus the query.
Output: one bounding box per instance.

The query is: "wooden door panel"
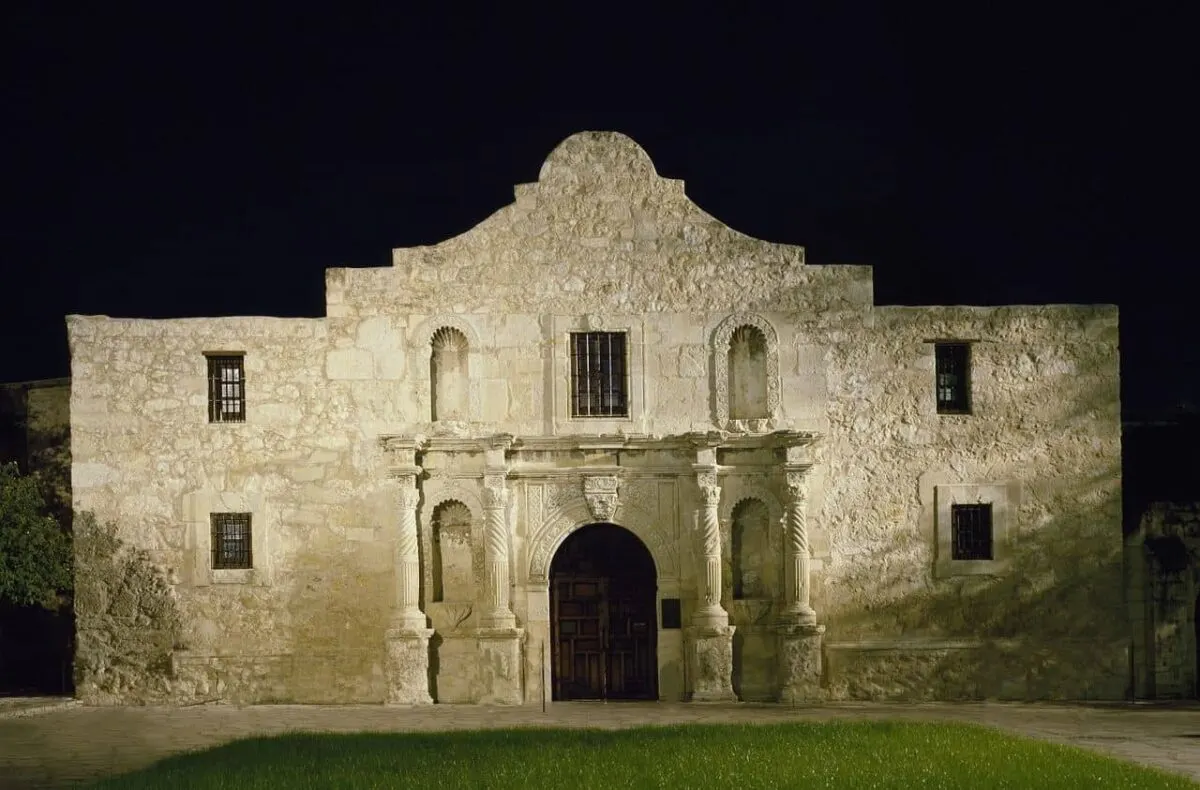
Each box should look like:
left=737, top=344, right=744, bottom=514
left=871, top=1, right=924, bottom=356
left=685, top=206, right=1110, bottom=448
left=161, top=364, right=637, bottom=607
left=552, top=574, right=655, bottom=700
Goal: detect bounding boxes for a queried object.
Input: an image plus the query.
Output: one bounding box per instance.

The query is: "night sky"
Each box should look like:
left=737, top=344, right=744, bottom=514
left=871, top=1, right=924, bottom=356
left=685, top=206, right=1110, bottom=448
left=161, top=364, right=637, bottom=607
left=2, top=6, right=1191, bottom=416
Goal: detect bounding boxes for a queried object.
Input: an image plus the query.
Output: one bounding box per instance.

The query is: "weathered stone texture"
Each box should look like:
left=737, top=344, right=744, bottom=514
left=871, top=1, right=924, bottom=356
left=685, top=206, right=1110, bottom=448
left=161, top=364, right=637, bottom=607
left=67, top=131, right=1124, bottom=704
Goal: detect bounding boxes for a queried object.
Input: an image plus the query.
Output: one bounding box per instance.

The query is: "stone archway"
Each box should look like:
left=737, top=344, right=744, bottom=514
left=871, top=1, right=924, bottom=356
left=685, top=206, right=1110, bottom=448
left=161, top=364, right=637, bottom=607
left=549, top=523, right=657, bottom=701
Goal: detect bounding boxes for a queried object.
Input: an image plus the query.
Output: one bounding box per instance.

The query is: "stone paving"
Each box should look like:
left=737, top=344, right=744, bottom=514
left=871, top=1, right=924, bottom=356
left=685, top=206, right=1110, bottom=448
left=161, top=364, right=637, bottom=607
left=3, top=699, right=1200, bottom=787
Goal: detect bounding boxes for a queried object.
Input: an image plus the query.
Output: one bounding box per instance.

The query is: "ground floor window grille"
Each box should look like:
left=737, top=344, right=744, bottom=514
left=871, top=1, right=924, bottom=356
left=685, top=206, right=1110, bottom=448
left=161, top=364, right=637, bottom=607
left=211, top=512, right=252, bottom=569
left=951, top=503, right=992, bottom=560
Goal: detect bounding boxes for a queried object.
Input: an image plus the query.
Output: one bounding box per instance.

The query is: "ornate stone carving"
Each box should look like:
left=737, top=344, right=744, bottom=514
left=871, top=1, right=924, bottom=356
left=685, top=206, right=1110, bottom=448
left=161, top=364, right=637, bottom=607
left=780, top=468, right=816, bottom=626
left=583, top=475, right=619, bottom=521
left=480, top=473, right=514, bottom=629
left=712, top=313, right=781, bottom=430
left=483, top=475, right=509, bottom=509
left=526, top=484, right=544, bottom=534
left=527, top=503, right=677, bottom=585
left=543, top=480, right=578, bottom=515
left=619, top=478, right=658, bottom=518
left=388, top=473, right=425, bottom=630
left=693, top=470, right=727, bottom=626
left=414, top=314, right=483, bottom=353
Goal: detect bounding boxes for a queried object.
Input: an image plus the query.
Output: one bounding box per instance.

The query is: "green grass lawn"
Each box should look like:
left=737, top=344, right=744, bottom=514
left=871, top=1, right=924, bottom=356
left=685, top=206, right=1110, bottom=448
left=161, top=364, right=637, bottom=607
left=85, top=722, right=1196, bottom=789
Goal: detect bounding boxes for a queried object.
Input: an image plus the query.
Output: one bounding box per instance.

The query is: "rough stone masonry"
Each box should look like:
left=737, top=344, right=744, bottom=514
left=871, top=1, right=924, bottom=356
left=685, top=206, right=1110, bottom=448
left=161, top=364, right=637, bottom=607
left=66, top=131, right=1125, bottom=705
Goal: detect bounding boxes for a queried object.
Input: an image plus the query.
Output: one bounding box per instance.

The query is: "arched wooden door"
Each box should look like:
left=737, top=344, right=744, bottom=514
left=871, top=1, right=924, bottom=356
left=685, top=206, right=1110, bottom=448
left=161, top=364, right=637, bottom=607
left=550, top=523, right=657, bottom=700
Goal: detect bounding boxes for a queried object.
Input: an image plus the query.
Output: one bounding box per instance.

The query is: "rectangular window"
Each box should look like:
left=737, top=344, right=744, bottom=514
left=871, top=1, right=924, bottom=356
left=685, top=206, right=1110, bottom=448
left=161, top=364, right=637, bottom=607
left=207, top=354, right=246, bottom=423
left=951, top=503, right=993, bottom=561
left=570, top=332, right=628, bottom=417
left=935, top=343, right=971, bottom=414
left=211, top=512, right=253, bottom=569
left=661, top=598, right=682, bottom=630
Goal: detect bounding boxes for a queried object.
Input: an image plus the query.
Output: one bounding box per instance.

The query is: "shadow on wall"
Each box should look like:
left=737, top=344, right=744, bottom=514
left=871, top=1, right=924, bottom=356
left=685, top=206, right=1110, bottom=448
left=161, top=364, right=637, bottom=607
left=825, top=464, right=1126, bottom=701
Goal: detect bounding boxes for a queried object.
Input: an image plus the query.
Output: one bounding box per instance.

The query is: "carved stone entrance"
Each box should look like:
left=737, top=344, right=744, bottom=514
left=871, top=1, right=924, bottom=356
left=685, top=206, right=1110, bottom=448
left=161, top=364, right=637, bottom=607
left=550, top=523, right=657, bottom=700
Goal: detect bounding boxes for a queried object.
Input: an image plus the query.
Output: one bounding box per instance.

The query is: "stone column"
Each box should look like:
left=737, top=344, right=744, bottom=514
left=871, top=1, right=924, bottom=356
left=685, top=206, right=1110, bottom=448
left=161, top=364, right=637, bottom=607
left=474, top=436, right=523, bottom=705
left=776, top=453, right=824, bottom=702
left=479, top=474, right=516, bottom=630
left=693, top=471, right=728, bottom=627
left=382, top=439, right=433, bottom=705
left=780, top=470, right=817, bottom=626
left=686, top=455, right=736, bottom=702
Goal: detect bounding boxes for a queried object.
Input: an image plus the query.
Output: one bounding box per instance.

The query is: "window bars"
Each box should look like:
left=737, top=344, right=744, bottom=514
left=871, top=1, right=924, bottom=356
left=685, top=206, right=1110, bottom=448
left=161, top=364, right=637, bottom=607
left=207, top=354, right=245, bottom=423
left=570, top=332, right=628, bottom=417
left=935, top=343, right=971, bottom=414
left=211, top=512, right=252, bottom=569
left=950, top=503, right=993, bottom=561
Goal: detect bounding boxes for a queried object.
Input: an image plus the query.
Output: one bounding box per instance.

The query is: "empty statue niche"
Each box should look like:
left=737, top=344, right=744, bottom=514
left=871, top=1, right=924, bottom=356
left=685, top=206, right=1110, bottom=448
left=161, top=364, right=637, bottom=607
left=430, top=327, right=469, bottom=422
left=731, top=498, right=772, bottom=599
left=728, top=325, right=769, bottom=421
left=431, top=500, right=473, bottom=603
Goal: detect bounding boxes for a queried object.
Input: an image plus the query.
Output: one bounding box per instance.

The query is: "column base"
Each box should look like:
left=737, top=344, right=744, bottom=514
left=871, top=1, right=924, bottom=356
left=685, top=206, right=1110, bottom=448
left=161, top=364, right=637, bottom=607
left=475, top=627, right=524, bottom=705
left=686, top=625, right=737, bottom=702
left=776, top=623, right=825, bottom=703
left=385, top=627, right=434, bottom=705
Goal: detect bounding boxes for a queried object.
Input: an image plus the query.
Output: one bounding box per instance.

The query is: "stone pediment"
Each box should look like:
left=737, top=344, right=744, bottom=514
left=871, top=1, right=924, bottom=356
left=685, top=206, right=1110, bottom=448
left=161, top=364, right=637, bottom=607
left=326, top=131, right=873, bottom=316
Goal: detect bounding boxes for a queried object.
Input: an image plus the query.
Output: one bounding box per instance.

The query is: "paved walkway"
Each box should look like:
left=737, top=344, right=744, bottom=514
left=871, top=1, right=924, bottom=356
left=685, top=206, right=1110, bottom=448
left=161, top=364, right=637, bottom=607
left=4, top=699, right=1200, bottom=787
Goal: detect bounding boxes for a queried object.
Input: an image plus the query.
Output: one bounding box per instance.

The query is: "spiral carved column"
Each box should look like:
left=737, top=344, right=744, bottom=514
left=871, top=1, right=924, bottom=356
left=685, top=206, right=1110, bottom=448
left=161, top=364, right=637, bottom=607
left=686, top=462, right=736, bottom=701
left=475, top=453, right=523, bottom=705
left=392, top=478, right=427, bottom=630
left=780, top=470, right=817, bottom=626
left=382, top=439, right=433, bottom=705
left=694, top=472, right=728, bottom=627
left=775, top=457, right=824, bottom=703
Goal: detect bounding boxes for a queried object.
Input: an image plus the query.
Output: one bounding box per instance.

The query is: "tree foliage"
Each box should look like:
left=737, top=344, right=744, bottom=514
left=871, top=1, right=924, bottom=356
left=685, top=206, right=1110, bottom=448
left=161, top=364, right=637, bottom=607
left=0, top=462, right=72, bottom=608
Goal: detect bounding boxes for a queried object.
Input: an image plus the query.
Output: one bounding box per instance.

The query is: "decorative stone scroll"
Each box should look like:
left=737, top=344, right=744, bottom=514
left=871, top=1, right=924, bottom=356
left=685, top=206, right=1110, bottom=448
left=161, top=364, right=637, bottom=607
left=583, top=475, right=619, bottom=521
left=712, top=313, right=781, bottom=432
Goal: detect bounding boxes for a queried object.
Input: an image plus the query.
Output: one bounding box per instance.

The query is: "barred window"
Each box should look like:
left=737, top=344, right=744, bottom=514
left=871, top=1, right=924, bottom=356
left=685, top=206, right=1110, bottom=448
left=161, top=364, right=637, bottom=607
left=570, top=332, right=628, bottom=418
left=951, top=503, right=992, bottom=561
left=207, top=354, right=245, bottom=423
left=211, top=512, right=253, bottom=569
left=935, top=343, right=971, bottom=414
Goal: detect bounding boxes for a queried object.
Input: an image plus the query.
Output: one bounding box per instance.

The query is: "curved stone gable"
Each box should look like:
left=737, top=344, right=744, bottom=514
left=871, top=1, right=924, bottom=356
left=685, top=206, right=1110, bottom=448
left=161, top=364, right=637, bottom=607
left=331, top=131, right=864, bottom=317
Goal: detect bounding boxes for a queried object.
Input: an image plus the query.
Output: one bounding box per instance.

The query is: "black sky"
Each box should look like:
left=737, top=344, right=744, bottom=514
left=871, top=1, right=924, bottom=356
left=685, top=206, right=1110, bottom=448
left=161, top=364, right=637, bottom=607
left=1, top=6, right=1192, bottom=415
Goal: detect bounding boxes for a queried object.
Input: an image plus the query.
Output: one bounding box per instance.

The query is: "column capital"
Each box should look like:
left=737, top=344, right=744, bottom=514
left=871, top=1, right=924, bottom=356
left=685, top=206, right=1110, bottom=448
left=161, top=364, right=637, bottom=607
left=381, top=435, right=428, bottom=465
left=783, top=466, right=811, bottom=498
left=388, top=469, right=421, bottom=488
left=483, top=473, right=509, bottom=509
left=692, top=465, right=719, bottom=490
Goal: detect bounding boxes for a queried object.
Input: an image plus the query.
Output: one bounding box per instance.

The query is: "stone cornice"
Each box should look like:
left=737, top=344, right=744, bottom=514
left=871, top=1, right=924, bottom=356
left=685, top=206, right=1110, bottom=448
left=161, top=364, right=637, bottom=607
left=411, top=430, right=822, bottom=454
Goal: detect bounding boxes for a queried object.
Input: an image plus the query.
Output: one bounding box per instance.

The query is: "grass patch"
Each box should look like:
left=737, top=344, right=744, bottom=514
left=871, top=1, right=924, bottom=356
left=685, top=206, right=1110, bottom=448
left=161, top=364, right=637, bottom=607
left=86, top=722, right=1195, bottom=789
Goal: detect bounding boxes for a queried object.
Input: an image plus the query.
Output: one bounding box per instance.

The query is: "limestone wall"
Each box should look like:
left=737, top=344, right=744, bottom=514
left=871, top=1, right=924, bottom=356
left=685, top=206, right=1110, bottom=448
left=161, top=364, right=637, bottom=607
left=66, top=131, right=1125, bottom=703
left=814, top=305, right=1125, bottom=699
left=67, top=317, right=396, bottom=702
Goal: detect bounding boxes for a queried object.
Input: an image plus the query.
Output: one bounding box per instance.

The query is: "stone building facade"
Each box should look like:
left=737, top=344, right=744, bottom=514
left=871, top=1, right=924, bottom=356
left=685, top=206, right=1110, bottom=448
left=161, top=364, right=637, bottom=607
left=66, top=131, right=1126, bottom=704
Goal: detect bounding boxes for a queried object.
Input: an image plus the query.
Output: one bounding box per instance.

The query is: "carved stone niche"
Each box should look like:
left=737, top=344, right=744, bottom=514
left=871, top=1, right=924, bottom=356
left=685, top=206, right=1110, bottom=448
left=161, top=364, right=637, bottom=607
left=583, top=475, right=619, bottom=522
left=712, top=314, right=781, bottom=433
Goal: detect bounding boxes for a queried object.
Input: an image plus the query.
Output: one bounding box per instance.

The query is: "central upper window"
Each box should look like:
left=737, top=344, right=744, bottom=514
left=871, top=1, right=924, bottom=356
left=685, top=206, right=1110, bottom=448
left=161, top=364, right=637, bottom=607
left=570, top=332, right=628, bottom=417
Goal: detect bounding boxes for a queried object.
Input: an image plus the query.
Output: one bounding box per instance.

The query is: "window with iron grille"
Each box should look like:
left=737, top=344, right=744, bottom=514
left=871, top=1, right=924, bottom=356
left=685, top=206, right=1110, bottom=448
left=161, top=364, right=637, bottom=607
left=207, top=354, right=245, bottom=423
left=935, top=342, right=971, bottom=414
left=211, top=512, right=253, bottom=569
left=570, top=332, right=628, bottom=418
left=951, top=503, right=992, bottom=561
